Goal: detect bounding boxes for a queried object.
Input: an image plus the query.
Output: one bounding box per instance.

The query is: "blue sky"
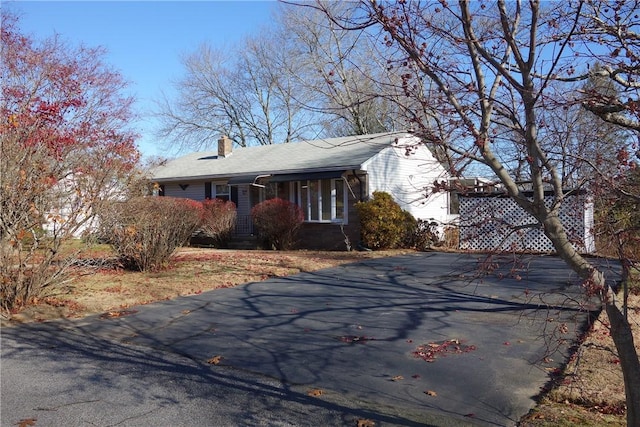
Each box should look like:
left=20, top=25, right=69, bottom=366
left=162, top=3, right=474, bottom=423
left=5, top=1, right=279, bottom=158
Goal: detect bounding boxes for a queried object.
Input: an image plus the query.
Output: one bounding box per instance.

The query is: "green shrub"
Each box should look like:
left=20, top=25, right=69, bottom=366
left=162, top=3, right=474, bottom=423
left=400, top=210, right=418, bottom=248
left=199, top=199, right=237, bottom=247
left=251, top=198, right=304, bottom=250
left=356, top=191, right=417, bottom=250
left=101, top=197, right=203, bottom=271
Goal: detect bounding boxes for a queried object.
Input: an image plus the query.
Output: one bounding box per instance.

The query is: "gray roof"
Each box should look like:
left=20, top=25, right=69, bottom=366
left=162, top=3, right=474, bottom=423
left=152, top=132, right=413, bottom=182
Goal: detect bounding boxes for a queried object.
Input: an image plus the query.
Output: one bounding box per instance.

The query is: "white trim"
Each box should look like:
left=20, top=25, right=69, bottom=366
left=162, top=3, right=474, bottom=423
left=212, top=181, right=230, bottom=199
left=294, top=178, right=347, bottom=224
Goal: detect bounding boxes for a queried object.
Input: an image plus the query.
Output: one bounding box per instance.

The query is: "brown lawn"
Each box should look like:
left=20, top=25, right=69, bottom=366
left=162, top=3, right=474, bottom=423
left=520, top=293, right=640, bottom=427
left=5, top=247, right=408, bottom=323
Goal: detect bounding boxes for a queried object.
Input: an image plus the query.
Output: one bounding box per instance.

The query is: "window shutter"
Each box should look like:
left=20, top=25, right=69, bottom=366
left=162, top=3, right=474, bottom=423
left=231, top=186, right=238, bottom=206
left=205, top=182, right=212, bottom=199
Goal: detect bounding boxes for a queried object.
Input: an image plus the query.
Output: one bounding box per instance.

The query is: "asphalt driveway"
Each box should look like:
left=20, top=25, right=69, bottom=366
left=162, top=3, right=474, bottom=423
left=1, top=252, right=621, bottom=426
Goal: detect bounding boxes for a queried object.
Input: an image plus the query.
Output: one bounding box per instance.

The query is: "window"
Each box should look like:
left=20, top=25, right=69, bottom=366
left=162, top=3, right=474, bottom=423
left=294, top=178, right=346, bottom=223
left=265, top=182, right=288, bottom=200
left=448, top=191, right=460, bottom=215
left=208, top=182, right=230, bottom=201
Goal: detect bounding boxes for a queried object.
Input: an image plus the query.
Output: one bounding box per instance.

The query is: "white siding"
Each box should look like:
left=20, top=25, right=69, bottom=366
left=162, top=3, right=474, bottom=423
left=235, top=185, right=252, bottom=217
left=164, top=182, right=206, bottom=201
left=584, top=198, right=595, bottom=253
left=362, top=136, right=453, bottom=225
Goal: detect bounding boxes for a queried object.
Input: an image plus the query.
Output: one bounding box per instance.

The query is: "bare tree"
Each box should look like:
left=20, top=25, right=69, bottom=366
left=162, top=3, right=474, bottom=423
left=313, top=1, right=640, bottom=423
left=537, top=75, right=630, bottom=188
left=156, top=26, right=315, bottom=152
left=578, top=0, right=640, bottom=133
left=156, top=45, right=245, bottom=151
left=277, top=2, right=407, bottom=136
left=157, top=2, right=430, bottom=154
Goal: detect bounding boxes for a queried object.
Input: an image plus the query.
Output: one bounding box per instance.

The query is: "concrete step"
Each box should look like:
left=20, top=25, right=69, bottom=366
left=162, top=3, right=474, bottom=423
left=227, top=236, right=259, bottom=250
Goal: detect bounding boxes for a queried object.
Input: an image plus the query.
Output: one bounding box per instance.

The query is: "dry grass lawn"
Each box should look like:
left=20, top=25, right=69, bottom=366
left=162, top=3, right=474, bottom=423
left=520, top=293, right=640, bottom=426
left=4, top=247, right=406, bottom=323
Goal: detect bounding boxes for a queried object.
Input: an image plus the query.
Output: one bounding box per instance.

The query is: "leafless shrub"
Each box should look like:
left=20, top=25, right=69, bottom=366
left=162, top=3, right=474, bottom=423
left=198, top=199, right=237, bottom=247
left=251, top=198, right=304, bottom=250
left=101, top=197, right=203, bottom=271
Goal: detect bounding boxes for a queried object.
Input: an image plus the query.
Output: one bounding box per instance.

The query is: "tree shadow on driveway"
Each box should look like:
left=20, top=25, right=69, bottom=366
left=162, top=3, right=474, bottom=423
left=2, top=319, right=437, bottom=427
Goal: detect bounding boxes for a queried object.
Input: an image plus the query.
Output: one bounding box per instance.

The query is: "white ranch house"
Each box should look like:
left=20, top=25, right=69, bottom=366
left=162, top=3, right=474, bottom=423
left=151, top=132, right=455, bottom=250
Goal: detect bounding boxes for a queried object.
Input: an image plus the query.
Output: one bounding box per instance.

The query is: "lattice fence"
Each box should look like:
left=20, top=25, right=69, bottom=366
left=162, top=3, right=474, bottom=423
left=458, top=192, right=595, bottom=254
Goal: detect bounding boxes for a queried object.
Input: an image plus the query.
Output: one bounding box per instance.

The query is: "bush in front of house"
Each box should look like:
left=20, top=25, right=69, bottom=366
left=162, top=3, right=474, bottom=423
left=198, top=199, right=237, bottom=247
left=251, top=198, right=304, bottom=250
left=355, top=191, right=418, bottom=250
left=101, top=196, right=203, bottom=271
left=408, top=219, right=441, bottom=251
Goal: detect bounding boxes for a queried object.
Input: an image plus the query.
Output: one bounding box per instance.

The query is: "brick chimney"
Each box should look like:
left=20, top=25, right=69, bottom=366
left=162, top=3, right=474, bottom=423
left=218, top=135, right=232, bottom=158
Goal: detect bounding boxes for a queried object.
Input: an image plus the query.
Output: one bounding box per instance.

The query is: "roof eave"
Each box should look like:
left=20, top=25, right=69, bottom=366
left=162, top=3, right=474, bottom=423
left=152, top=164, right=368, bottom=183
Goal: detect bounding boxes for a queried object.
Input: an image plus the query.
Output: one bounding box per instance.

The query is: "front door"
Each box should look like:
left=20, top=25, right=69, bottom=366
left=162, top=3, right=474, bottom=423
left=232, top=184, right=264, bottom=235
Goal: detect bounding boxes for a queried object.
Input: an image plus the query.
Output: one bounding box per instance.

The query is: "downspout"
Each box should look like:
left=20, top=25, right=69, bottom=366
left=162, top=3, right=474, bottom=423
left=350, top=169, right=371, bottom=251
left=351, top=169, right=364, bottom=201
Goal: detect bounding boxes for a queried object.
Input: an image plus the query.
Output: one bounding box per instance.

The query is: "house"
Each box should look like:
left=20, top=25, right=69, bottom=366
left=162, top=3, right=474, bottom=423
left=151, top=132, right=455, bottom=250
left=42, top=172, right=123, bottom=239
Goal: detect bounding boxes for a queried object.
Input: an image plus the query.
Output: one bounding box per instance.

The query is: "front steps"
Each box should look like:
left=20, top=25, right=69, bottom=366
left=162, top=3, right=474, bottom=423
left=227, top=235, right=259, bottom=250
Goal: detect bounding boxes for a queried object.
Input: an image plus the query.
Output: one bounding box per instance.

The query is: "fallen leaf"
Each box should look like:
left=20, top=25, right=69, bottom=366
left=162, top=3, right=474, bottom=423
left=390, top=375, right=404, bottom=381
left=411, top=374, right=421, bottom=379
left=357, top=419, right=376, bottom=427
left=307, top=388, right=323, bottom=397
left=181, top=309, right=191, bottom=315
left=100, top=309, right=138, bottom=319
left=413, top=339, right=476, bottom=362
left=207, top=355, right=223, bottom=365
left=17, top=419, right=37, bottom=427
left=424, top=390, right=437, bottom=397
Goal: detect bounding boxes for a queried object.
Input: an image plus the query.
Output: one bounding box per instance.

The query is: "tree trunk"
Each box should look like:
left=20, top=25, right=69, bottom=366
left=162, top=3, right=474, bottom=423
left=605, top=298, right=640, bottom=426
left=544, top=213, right=640, bottom=426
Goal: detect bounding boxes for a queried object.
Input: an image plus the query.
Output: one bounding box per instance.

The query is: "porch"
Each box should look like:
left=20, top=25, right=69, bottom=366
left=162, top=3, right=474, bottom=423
left=234, top=214, right=254, bottom=236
